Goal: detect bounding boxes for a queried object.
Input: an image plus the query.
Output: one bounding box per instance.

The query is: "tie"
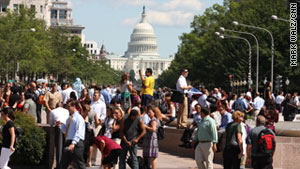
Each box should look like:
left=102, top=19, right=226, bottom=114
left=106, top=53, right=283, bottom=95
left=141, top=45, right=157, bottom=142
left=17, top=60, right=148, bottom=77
left=64, top=115, right=73, bottom=139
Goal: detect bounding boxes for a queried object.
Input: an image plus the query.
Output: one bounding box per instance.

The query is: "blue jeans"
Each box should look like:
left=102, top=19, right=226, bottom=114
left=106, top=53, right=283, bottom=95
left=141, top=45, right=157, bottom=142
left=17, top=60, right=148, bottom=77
left=119, top=141, right=138, bottom=169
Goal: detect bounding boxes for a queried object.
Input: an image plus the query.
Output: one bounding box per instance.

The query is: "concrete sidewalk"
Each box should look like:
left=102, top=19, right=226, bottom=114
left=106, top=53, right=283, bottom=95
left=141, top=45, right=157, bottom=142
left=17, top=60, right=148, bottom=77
left=85, top=149, right=224, bottom=169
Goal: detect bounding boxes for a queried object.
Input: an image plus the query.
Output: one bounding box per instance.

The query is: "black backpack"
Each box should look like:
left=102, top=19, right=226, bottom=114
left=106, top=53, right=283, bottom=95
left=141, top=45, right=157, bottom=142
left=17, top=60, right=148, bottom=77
left=257, top=128, right=276, bottom=155
left=157, top=121, right=165, bottom=140
left=15, top=127, right=24, bottom=145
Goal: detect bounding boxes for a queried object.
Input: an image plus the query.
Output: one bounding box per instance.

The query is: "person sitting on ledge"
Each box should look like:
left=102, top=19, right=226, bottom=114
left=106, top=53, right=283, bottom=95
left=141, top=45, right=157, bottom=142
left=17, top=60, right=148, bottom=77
left=179, top=104, right=202, bottom=148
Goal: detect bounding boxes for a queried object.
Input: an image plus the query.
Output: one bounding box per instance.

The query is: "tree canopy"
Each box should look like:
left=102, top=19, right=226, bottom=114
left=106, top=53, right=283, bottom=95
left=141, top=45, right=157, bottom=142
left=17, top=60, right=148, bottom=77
left=157, top=0, right=299, bottom=92
left=0, top=8, right=122, bottom=85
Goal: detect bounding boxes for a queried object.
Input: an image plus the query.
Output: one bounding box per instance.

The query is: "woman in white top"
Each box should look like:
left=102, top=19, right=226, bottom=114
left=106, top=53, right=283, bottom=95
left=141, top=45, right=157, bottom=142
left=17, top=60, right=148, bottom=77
left=162, top=93, right=176, bottom=123
left=103, top=106, right=115, bottom=139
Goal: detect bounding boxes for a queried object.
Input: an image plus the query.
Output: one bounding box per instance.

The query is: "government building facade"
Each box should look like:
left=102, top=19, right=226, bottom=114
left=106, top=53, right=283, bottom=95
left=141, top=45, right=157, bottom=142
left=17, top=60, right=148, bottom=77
left=108, top=7, right=174, bottom=79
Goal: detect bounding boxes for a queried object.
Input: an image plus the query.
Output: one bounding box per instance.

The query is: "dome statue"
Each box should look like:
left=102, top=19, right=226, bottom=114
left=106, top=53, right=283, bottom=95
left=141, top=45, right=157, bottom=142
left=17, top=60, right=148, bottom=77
left=124, top=6, right=160, bottom=58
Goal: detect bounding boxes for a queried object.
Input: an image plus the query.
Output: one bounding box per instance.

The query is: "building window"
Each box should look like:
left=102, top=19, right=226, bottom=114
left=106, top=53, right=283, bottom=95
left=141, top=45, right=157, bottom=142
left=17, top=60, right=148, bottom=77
left=87, top=44, right=90, bottom=48
left=13, top=4, right=18, bottom=12
left=91, top=44, right=93, bottom=48
left=51, top=10, right=57, bottom=19
left=30, top=5, right=36, bottom=12
left=59, top=10, right=67, bottom=19
left=95, top=50, right=97, bottom=54
left=40, top=5, right=43, bottom=13
left=19, top=4, right=24, bottom=9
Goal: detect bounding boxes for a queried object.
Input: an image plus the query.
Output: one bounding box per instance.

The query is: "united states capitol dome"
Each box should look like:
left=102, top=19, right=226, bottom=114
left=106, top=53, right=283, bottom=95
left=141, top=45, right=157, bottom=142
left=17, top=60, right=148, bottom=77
left=124, top=6, right=160, bottom=58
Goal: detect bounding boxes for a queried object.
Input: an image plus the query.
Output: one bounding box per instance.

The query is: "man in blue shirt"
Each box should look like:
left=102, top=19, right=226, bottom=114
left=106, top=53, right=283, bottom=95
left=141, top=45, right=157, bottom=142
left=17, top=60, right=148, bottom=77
left=57, top=99, right=86, bottom=169
left=217, top=105, right=233, bottom=152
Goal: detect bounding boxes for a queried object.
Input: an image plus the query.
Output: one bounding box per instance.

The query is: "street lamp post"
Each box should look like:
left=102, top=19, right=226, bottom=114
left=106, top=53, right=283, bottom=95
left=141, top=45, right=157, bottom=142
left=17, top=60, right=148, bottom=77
left=271, top=15, right=290, bottom=22
left=232, top=21, right=274, bottom=93
left=220, top=27, right=259, bottom=92
left=216, top=32, right=252, bottom=90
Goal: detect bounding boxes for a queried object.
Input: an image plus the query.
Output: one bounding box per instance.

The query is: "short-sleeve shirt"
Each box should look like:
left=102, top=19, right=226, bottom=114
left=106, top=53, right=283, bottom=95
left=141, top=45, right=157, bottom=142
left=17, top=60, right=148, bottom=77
left=225, top=122, right=242, bottom=148
left=24, top=98, right=37, bottom=121
left=176, top=75, right=188, bottom=94
left=2, top=120, right=15, bottom=148
left=44, top=91, right=62, bottom=110
left=141, top=76, right=154, bottom=96
left=95, top=136, right=122, bottom=158
left=246, top=125, right=276, bottom=157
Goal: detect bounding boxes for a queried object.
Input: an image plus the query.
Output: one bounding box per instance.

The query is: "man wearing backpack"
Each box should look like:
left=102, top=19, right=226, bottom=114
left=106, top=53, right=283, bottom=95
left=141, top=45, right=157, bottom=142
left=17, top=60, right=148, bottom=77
left=233, top=94, right=247, bottom=117
left=246, top=115, right=276, bottom=169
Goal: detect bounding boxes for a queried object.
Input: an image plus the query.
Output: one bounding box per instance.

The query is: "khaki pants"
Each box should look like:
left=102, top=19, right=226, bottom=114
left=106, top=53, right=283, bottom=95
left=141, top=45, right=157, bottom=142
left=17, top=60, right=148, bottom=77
left=195, top=142, right=214, bottom=169
left=177, top=96, right=188, bottom=128
left=254, top=110, right=260, bottom=121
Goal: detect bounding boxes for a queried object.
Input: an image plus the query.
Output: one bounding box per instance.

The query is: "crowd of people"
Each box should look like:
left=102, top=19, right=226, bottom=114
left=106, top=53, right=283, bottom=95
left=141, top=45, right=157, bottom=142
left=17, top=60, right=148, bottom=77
left=0, top=67, right=299, bottom=169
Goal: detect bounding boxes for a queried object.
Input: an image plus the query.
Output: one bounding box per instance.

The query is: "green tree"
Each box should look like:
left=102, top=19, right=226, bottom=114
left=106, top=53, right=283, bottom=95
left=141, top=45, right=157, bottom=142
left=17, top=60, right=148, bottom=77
left=157, top=0, right=300, bottom=92
left=0, top=8, right=122, bottom=85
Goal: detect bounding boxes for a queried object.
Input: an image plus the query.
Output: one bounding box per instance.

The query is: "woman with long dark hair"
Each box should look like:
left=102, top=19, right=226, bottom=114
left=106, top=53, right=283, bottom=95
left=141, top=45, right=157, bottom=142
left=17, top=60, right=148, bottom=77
left=0, top=107, right=16, bottom=169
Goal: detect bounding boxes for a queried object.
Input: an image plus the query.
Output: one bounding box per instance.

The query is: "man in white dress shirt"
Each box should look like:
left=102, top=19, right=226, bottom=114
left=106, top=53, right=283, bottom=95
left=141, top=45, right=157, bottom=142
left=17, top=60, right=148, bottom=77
left=90, top=90, right=106, bottom=165
left=253, top=92, right=265, bottom=120
left=176, top=68, right=192, bottom=129
left=198, top=89, right=210, bottom=108
left=275, top=91, right=284, bottom=112
left=61, top=83, right=78, bottom=105
left=49, top=103, right=69, bottom=169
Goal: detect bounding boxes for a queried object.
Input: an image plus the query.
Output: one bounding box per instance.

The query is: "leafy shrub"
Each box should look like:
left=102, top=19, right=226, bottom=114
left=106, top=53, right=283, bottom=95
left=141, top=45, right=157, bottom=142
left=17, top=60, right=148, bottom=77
left=0, top=111, right=46, bottom=165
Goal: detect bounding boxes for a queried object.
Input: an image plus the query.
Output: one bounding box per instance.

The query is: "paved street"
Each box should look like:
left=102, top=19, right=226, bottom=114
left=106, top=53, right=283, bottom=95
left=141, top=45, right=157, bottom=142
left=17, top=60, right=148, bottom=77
left=41, top=110, right=223, bottom=169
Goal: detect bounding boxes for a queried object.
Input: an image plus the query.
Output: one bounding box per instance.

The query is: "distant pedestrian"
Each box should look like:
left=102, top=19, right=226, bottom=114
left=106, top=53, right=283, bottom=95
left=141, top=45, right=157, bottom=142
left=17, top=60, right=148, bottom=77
left=176, top=68, right=192, bottom=129
left=139, top=68, right=155, bottom=110
left=275, top=91, right=284, bottom=113
left=120, top=72, right=133, bottom=112
left=246, top=116, right=276, bottom=169
left=281, top=93, right=297, bottom=121
left=192, top=108, right=217, bottom=169
left=44, top=83, right=63, bottom=124
left=23, top=92, right=37, bottom=121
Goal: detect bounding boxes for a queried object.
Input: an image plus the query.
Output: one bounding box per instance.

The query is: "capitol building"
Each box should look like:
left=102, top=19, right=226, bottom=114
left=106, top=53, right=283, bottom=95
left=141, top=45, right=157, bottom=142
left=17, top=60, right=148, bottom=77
left=108, top=7, right=174, bottom=79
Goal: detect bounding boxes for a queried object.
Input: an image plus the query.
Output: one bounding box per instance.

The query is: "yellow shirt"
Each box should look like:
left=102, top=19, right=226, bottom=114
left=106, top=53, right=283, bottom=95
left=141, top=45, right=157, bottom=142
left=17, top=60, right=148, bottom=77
left=141, top=76, right=154, bottom=96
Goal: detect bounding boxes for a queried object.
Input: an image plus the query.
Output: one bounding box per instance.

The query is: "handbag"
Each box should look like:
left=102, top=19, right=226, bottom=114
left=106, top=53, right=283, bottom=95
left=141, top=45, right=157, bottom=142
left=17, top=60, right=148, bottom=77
left=171, top=91, right=184, bottom=103
left=227, top=124, right=239, bottom=148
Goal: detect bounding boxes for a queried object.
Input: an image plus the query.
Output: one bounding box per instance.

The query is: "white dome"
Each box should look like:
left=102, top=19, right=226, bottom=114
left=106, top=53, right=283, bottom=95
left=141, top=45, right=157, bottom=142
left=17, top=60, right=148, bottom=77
left=124, top=7, right=160, bottom=58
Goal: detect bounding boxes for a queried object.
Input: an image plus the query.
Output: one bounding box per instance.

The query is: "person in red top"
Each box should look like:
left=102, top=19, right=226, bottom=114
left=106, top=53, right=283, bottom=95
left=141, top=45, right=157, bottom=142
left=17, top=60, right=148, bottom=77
left=94, top=135, right=122, bottom=169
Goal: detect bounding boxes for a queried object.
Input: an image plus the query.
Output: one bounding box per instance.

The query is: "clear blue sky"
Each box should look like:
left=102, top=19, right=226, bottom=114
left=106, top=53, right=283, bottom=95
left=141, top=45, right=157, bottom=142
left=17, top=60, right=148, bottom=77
left=70, top=0, right=223, bottom=58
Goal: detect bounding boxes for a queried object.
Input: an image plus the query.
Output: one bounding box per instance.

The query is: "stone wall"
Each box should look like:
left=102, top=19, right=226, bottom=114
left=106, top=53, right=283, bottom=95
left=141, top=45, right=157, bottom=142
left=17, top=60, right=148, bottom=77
left=159, top=127, right=300, bottom=169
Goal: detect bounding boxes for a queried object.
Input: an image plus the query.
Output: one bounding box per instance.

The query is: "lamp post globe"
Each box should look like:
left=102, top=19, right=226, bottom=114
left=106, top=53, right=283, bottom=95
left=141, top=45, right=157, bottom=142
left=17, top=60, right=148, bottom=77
left=215, top=32, right=221, bottom=36
left=219, top=27, right=225, bottom=32
left=285, top=78, right=290, bottom=86
left=271, top=15, right=278, bottom=20
left=232, top=21, right=239, bottom=26
left=243, top=80, right=247, bottom=86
